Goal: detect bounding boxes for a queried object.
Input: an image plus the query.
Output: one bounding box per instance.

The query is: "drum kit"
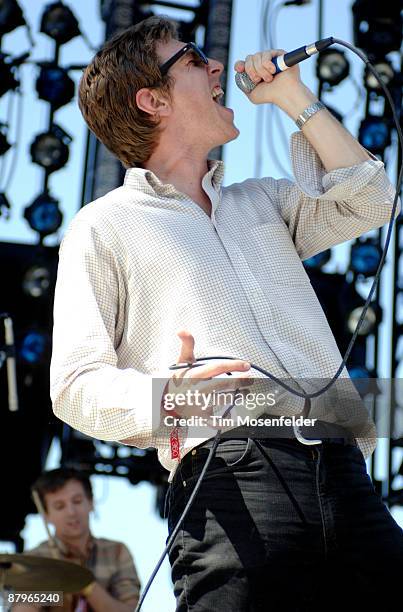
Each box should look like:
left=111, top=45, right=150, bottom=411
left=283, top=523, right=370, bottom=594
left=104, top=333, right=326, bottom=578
left=0, top=553, right=93, bottom=609
left=0, top=491, right=94, bottom=609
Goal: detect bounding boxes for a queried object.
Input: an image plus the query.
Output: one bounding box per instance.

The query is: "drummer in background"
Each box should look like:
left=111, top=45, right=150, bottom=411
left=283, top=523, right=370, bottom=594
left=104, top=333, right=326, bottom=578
left=13, top=467, right=140, bottom=612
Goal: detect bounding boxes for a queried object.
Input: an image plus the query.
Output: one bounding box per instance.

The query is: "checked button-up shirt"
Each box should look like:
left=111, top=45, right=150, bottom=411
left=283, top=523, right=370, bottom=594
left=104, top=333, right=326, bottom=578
left=50, top=131, right=399, bottom=480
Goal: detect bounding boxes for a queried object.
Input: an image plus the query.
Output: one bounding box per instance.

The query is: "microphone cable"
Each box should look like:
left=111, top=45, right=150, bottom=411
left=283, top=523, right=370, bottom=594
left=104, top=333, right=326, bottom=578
left=134, top=38, right=403, bottom=611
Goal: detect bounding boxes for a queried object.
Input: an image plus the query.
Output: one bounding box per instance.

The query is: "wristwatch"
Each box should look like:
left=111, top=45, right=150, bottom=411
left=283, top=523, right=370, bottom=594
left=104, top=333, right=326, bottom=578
left=295, top=101, right=325, bottom=130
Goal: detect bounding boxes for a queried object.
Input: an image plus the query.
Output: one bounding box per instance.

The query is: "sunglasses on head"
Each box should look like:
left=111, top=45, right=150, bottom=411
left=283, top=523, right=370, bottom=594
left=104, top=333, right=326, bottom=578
left=159, top=42, right=209, bottom=76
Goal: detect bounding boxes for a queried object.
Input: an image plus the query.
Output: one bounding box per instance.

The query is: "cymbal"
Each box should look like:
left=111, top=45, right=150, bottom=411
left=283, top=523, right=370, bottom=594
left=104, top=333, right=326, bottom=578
left=0, top=554, right=93, bottom=591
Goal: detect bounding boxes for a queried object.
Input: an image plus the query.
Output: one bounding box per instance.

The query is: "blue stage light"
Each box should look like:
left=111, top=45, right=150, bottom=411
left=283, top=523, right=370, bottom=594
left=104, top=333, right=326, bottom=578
left=348, top=366, right=370, bottom=379
left=303, top=249, right=331, bottom=270
left=19, top=330, right=48, bottom=364
left=347, top=366, right=378, bottom=397
left=36, top=64, right=74, bottom=110
left=23, top=192, right=63, bottom=238
left=350, top=240, right=382, bottom=277
left=358, top=116, right=391, bottom=156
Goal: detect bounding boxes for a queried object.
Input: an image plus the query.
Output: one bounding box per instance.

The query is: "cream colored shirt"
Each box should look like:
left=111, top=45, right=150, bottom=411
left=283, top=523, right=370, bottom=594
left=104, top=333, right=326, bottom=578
left=50, top=131, right=398, bottom=480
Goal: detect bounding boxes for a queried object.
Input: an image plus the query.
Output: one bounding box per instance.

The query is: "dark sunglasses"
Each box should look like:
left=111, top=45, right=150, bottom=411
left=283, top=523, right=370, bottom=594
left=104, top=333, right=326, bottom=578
left=159, top=42, right=209, bottom=76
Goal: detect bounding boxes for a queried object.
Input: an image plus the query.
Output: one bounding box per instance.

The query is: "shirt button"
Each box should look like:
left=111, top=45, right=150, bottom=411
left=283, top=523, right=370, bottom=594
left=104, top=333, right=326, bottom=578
left=191, top=449, right=197, bottom=455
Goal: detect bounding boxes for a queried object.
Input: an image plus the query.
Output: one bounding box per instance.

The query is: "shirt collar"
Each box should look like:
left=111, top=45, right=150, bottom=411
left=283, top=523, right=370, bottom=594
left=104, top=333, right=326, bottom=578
left=55, top=533, right=95, bottom=562
left=123, top=159, right=225, bottom=199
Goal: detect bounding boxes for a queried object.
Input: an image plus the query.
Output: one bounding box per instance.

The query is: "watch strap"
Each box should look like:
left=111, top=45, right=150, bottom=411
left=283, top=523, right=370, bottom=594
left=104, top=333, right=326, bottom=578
left=295, top=101, right=326, bottom=129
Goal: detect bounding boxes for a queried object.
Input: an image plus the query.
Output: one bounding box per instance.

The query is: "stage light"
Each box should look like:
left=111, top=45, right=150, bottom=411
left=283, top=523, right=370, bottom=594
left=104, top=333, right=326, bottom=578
left=0, top=125, right=11, bottom=155
left=0, top=0, right=25, bottom=36
left=24, top=192, right=63, bottom=238
left=316, top=49, right=350, bottom=87
left=36, top=64, right=75, bottom=110
left=22, top=266, right=51, bottom=298
left=30, top=124, right=72, bottom=173
left=348, top=365, right=371, bottom=379
left=347, top=304, right=377, bottom=336
left=358, top=116, right=391, bottom=156
left=364, top=59, right=395, bottom=92
left=350, top=239, right=382, bottom=277
left=303, top=249, right=331, bottom=270
left=352, top=1, right=403, bottom=56
left=0, top=53, right=19, bottom=98
left=40, top=1, right=80, bottom=45
left=19, top=329, right=49, bottom=365
left=347, top=366, right=379, bottom=397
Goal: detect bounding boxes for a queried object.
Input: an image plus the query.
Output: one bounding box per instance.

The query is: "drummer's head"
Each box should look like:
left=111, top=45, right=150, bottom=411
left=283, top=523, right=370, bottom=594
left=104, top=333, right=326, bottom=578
left=32, top=468, right=93, bottom=540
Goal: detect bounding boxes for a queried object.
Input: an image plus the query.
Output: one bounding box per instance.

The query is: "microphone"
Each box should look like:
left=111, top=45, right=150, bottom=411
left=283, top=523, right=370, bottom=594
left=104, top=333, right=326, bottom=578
left=235, top=36, right=334, bottom=94
left=3, top=316, right=19, bottom=412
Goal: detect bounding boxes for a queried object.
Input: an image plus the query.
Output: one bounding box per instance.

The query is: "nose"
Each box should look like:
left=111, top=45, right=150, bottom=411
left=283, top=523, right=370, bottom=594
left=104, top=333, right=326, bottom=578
left=66, top=503, right=77, bottom=516
left=208, top=57, right=224, bottom=78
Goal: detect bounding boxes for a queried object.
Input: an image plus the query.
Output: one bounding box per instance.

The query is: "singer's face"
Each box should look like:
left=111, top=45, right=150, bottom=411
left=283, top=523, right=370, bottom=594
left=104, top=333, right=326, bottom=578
left=156, top=39, right=240, bottom=148
left=44, top=479, right=92, bottom=541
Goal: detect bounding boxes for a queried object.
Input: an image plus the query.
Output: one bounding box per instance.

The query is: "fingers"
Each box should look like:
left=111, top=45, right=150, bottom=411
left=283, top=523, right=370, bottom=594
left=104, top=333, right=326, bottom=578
left=194, top=373, right=254, bottom=396
left=187, top=360, right=251, bottom=380
left=166, top=371, right=255, bottom=418
left=176, top=329, right=195, bottom=365
left=235, top=49, right=286, bottom=84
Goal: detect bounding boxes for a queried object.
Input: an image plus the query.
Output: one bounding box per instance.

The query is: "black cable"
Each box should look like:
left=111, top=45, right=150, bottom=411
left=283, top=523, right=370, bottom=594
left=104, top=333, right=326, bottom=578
left=134, top=400, right=237, bottom=611
left=134, top=39, right=403, bottom=611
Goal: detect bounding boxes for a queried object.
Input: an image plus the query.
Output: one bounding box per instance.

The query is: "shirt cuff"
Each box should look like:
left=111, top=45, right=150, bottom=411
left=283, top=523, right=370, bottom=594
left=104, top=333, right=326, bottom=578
left=289, top=130, right=385, bottom=200
left=151, top=366, right=175, bottom=432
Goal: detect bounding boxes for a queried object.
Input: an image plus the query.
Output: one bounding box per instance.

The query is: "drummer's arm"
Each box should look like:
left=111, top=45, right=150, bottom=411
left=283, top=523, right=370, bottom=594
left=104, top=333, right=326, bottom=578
left=82, top=581, right=136, bottom=611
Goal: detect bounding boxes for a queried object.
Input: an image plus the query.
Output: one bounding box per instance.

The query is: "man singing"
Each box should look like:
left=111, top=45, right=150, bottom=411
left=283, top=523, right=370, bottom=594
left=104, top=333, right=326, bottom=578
left=50, top=15, right=403, bottom=611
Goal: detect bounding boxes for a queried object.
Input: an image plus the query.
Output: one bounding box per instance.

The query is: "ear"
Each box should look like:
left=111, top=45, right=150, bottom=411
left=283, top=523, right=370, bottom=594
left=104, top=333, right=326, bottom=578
left=136, top=87, right=171, bottom=118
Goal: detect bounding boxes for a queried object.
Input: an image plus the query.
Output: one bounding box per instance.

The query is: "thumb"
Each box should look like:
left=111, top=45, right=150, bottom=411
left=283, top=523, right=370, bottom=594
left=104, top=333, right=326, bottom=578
left=176, top=329, right=195, bottom=365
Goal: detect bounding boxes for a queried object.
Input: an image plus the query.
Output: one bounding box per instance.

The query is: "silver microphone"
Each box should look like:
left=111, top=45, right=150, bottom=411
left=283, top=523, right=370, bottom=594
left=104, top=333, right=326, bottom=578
left=4, top=316, right=19, bottom=412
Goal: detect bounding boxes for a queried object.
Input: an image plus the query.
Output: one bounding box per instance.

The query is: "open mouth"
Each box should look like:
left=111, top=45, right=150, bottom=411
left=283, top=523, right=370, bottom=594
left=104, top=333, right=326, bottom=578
left=211, top=85, right=224, bottom=104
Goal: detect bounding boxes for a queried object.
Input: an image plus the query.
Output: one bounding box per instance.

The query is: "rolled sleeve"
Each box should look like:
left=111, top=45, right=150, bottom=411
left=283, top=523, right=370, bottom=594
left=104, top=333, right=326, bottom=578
left=261, top=131, right=400, bottom=260
left=109, top=543, right=141, bottom=603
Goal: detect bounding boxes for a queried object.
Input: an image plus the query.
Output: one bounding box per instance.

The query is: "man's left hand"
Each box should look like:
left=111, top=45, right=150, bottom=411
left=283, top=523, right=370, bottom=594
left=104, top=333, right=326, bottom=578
left=234, top=49, right=303, bottom=106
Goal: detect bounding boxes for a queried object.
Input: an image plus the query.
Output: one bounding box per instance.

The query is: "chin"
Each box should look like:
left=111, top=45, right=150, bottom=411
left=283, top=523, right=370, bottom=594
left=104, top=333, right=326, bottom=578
left=223, top=127, right=240, bottom=144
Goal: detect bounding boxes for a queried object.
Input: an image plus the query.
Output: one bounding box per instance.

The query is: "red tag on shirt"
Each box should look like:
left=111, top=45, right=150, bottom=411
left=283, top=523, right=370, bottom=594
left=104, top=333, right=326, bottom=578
left=170, top=427, right=181, bottom=460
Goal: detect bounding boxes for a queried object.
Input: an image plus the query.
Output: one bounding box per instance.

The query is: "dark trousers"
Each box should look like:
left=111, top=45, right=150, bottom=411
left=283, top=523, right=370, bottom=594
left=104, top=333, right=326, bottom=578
left=166, top=437, right=403, bottom=611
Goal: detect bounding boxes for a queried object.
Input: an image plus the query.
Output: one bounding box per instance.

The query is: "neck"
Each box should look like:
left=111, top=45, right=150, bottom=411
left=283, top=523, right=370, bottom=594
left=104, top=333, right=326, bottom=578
left=58, top=531, right=91, bottom=558
left=143, top=140, right=211, bottom=198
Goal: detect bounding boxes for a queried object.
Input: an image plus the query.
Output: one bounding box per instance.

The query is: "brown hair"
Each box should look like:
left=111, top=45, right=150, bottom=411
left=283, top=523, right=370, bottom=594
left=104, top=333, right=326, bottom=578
left=78, top=16, right=179, bottom=168
left=32, top=468, right=93, bottom=512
